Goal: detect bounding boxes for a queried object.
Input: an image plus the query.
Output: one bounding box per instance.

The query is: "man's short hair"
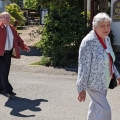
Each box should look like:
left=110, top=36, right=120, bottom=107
left=1, top=12, right=10, bottom=16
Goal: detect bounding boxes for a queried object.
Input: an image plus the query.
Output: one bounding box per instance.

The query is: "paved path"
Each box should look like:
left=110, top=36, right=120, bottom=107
left=0, top=68, right=120, bottom=120
left=0, top=51, right=120, bottom=120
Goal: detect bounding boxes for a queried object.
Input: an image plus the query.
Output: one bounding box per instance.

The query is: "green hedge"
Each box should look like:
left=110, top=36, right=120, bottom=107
left=36, top=7, right=87, bottom=67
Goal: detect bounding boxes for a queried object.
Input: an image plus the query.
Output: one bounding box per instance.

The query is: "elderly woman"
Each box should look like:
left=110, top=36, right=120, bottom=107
left=76, top=12, right=120, bottom=120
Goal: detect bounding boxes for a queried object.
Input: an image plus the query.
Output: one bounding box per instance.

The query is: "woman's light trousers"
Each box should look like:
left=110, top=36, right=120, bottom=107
left=87, top=89, right=111, bottom=120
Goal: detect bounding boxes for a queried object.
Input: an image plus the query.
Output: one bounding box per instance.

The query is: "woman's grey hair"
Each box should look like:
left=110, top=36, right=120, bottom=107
left=92, top=12, right=112, bottom=28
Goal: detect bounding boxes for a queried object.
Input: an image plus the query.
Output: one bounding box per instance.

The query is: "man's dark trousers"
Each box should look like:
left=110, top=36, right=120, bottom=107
left=0, top=50, right=13, bottom=93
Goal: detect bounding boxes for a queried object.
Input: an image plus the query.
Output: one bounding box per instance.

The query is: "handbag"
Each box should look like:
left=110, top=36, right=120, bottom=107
left=109, top=73, right=117, bottom=89
left=12, top=48, right=16, bottom=56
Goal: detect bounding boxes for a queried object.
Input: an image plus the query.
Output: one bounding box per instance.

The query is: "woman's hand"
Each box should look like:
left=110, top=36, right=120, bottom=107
left=78, top=90, right=86, bottom=102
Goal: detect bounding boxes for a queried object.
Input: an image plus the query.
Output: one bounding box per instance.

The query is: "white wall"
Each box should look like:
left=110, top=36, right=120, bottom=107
left=111, top=0, right=120, bottom=46
left=0, top=0, right=3, bottom=12
left=0, top=0, right=11, bottom=12
left=87, top=0, right=91, bottom=12
left=0, top=1, right=2, bottom=8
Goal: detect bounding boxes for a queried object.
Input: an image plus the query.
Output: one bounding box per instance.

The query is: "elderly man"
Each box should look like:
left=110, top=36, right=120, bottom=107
left=0, top=12, right=30, bottom=98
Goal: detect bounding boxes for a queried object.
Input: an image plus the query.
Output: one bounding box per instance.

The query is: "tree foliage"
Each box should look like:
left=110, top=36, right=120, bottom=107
left=36, top=0, right=86, bottom=67
left=24, top=0, right=39, bottom=10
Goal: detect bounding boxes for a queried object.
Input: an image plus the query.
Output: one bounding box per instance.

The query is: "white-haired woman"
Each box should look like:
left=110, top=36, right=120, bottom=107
left=76, top=12, right=120, bottom=120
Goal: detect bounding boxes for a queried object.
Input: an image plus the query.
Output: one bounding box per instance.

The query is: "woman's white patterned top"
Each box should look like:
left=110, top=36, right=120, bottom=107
left=76, top=30, right=120, bottom=93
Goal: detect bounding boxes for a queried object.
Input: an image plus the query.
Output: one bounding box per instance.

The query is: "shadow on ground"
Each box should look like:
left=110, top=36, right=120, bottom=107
left=4, top=96, right=48, bottom=117
left=20, top=46, right=42, bottom=56
left=53, top=66, right=78, bottom=73
left=64, top=67, right=77, bottom=73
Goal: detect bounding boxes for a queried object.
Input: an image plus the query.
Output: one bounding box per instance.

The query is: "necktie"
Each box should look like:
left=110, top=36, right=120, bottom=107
left=6, top=26, right=11, bottom=50
left=95, top=30, right=113, bottom=79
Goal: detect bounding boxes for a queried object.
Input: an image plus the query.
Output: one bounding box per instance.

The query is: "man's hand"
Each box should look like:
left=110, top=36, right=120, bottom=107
left=26, top=47, right=30, bottom=52
left=117, top=78, right=120, bottom=85
left=78, top=90, right=86, bottom=102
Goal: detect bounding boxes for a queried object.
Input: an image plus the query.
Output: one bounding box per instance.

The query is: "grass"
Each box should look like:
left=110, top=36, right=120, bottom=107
left=30, top=56, right=51, bottom=66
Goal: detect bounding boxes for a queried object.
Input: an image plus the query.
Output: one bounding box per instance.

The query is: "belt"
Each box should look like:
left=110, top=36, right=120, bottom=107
left=4, top=50, right=11, bottom=53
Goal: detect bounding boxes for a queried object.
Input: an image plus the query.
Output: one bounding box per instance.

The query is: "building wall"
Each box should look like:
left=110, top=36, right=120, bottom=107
left=0, top=0, right=4, bottom=12
left=111, top=0, right=120, bottom=52
left=0, top=0, right=23, bottom=12
left=111, top=0, right=120, bottom=46
left=0, top=0, right=11, bottom=12
left=87, top=0, right=91, bottom=12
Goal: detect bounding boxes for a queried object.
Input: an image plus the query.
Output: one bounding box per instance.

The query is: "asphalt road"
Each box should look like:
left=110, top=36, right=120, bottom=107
left=0, top=65, right=120, bottom=120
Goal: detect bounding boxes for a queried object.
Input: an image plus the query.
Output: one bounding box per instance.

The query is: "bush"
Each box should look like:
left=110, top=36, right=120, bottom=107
left=5, top=3, right=25, bottom=26
left=10, top=15, right=16, bottom=25
left=36, top=7, right=87, bottom=67
left=81, top=11, right=90, bottom=23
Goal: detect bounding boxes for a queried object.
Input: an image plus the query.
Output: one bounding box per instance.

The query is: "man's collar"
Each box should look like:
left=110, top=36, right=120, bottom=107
left=4, top=24, right=9, bottom=27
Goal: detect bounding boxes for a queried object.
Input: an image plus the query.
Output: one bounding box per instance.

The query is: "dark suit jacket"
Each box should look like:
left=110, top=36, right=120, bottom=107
left=0, top=22, right=28, bottom=58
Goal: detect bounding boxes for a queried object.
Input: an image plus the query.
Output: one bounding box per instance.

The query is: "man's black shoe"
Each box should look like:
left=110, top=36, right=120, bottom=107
left=7, top=92, right=16, bottom=98
left=9, top=91, right=16, bottom=96
left=7, top=93, right=12, bottom=98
